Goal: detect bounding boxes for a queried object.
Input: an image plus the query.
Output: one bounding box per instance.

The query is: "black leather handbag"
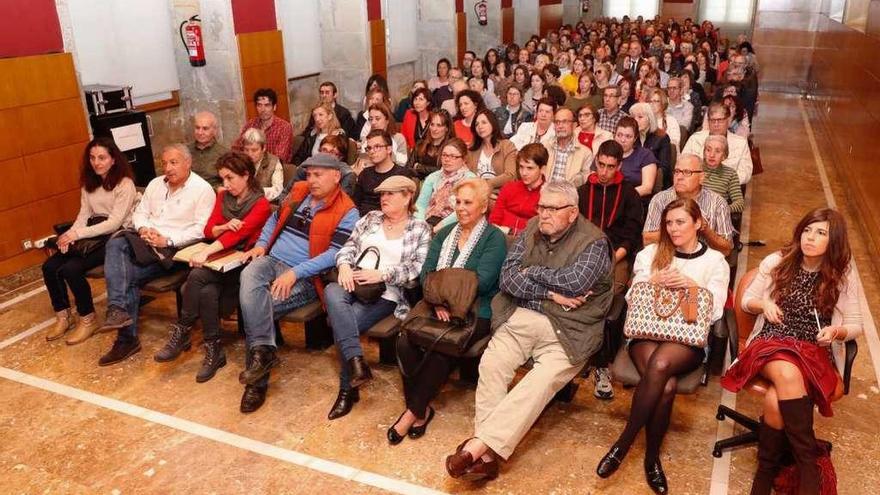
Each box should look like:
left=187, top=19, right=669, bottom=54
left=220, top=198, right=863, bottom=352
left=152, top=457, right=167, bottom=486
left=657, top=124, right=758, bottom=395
left=324, top=246, right=387, bottom=304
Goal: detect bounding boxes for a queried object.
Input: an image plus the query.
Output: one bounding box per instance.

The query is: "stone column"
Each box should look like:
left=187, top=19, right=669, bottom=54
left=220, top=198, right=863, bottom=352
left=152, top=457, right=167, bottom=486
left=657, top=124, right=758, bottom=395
left=514, top=0, right=539, bottom=44
left=318, top=0, right=372, bottom=116
left=418, top=0, right=457, bottom=80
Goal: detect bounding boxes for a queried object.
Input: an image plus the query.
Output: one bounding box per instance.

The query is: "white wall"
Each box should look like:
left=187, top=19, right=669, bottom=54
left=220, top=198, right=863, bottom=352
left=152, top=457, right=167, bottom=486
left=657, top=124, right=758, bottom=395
left=514, top=0, right=539, bottom=44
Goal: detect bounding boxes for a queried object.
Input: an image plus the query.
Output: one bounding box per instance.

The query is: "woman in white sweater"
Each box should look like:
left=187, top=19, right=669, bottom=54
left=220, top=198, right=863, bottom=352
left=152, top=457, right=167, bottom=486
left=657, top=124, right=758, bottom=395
left=597, top=198, right=729, bottom=494
left=43, top=137, right=137, bottom=344
left=722, top=208, right=863, bottom=495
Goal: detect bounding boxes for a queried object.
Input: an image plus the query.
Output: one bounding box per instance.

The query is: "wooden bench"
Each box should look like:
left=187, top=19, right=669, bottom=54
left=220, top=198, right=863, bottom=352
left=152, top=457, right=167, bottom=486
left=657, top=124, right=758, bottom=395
left=86, top=265, right=188, bottom=317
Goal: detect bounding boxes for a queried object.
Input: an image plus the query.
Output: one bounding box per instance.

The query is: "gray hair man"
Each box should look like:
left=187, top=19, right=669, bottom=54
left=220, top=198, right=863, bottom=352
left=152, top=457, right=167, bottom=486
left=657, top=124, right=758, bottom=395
left=446, top=181, right=614, bottom=480
left=189, top=111, right=228, bottom=188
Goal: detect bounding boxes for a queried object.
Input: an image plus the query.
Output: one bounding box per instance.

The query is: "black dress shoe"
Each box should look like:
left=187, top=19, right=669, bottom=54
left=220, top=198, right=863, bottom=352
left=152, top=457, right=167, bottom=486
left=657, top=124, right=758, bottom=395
left=596, top=446, right=625, bottom=478
left=645, top=459, right=668, bottom=494
left=327, top=388, right=360, bottom=420
left=240, top=385, right=267, bottom=413
left=239, top=345, right=279, bottom=385
left=387, top=411, right=408, bottom=445
left=348, top=356, right=373, bottom=388
left=98, top=339, right=141, bottom=366
left=408, top=406, right=435, bottom=439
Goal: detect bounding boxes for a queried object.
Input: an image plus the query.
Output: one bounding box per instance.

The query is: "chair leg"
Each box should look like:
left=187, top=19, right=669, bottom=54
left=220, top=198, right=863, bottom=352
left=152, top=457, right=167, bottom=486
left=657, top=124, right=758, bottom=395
left=274, top=320, right=286, bottom=347
left=237, top=305, right=245, bottom=336
left=458, top=357, right=480, bottom=384
left=376, top=336, right=397, bottom=365
left=174, top=287, right=183, bottom=319
left=553, top=380, right=579, bottom=403
left=304, top=316, right=332, bottom=350
left=712, top=431, right=759, bottom=457
left=716, top=404, right=761, bottom=430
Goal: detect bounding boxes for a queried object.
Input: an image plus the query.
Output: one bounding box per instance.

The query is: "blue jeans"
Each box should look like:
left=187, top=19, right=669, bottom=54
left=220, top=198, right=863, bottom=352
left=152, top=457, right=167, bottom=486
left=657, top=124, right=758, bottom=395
left=239, top=255, right=317, bottom=350
left=104, top=236, right=173, bottom=342
left=324, top=283, right=396, bottom=390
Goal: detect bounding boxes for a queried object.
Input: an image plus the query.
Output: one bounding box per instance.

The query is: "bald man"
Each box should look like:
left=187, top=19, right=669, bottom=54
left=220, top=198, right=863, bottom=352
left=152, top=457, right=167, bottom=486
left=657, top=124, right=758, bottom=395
left=188, top=111, right=228, bottom=188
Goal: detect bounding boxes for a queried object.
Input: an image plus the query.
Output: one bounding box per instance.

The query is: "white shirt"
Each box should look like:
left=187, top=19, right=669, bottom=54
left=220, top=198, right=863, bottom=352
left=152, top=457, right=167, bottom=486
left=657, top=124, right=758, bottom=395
left=358, top=227, right=404, bottom=302
left=510, top=122, right=556, bottom=151
left=132, top=172, right=215, bottom=246
left=682, top=130, right=753, bottom=184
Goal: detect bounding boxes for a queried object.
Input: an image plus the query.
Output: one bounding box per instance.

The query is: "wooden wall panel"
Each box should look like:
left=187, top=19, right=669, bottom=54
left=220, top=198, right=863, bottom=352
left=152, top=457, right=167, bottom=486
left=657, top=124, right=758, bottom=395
left=502, top=7, right=514, bottom=45
left=370, top=19, right=387, bottom=78
left=0, top=52, right=87, bottom=276
left=237, top=30, right=290, bottom=123
left=539, top=4, right=563, bottom=36
left=457, top=13, right=467, bottom=66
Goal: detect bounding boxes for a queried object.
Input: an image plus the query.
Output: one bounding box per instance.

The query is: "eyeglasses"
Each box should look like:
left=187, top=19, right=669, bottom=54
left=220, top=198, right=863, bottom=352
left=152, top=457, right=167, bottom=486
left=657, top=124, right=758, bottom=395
left=440, top=153, right=462, bottom=159
left=537, top=204, right=574, bottom=214
left=364, top=144, right=389, bottom=152
left=578, top=112, right=594, bottom=119
left=553, top=119, right=574, bottom=125
left=673, top=169, right=703, bottom=177
left=708, top=117, right=728, bottom=124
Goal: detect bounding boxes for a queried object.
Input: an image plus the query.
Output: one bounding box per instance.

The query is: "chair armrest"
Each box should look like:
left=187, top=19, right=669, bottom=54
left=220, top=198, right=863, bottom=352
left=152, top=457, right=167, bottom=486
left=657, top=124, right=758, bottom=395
left=725, top=309, right=739, bottom=360
left=843, top=340, right=858, bottom=395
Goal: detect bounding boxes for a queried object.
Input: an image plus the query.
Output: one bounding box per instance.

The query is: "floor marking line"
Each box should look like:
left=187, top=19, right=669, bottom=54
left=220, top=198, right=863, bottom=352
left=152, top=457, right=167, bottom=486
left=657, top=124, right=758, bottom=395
left=800, top=99, right=880, bottom=388
left=0, top=366, right=450, bottom=495
left=0, top=285, right=47, bottom=312
left=708, top=175, right=756, bottom=495
left=0, top=293, right=107, bottom=350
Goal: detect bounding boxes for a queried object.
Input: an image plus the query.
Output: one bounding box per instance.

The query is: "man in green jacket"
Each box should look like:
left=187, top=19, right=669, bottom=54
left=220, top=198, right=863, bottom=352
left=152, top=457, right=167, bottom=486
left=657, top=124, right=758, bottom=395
left=446, top=181, right=614, bottom=481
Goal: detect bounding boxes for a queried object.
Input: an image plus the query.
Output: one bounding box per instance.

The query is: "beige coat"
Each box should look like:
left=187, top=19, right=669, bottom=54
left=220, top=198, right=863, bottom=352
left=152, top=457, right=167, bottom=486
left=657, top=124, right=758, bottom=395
left=544, top=140, right=594, bottom=187
left=466, top=139, right=518, bottom=190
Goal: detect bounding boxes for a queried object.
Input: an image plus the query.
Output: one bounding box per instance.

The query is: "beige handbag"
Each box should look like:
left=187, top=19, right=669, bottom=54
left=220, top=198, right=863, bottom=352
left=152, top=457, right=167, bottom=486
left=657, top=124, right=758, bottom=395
left=623, top=282, right=714, bottom=347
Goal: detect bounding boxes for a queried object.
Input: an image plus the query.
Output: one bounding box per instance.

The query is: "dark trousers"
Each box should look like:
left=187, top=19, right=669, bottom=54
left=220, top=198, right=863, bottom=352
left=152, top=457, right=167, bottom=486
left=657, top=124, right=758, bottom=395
left=41, top=249, right=104, bottom=315
left=179, top=267, right=241, bottom=342
left=396, top=318, right=490, bottom=418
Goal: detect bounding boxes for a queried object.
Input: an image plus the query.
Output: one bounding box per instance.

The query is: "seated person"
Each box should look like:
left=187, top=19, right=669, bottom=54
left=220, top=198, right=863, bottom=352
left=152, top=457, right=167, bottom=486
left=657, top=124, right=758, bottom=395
left=300, top=81, right=355, bottom=137
left=493, top=84, right=533, bottom=139
left=469, top=76, right=501, bottom=111
left=643, top=154, right=734, bottom=256
left=239, top=127, right=284, bottom=201
left=406, top=110, right=454, bottom=180
left=400, top=87, right=433, bottom=148
left=574, top=103, right=612, bottom=156
left=352, top=87, right=389, bottom=142
left=544, top=107, right=593, bottom=187
left=352, top=130, right=413, bottom=217
left=153, top=152, right=271, bottom=382
left=293, top=103, right=347, bottom=165
left=358, top=103, right=408, bottom=166
left=188, top=111, right=227, bottom=188
left=236, top=153, right=359, bottom=413
left=233, top=88, right=293, bottom=163
left=577, top=140, right=644, bottom=399
left=466, top=108, right=517, bottom=199
left=283, top=135, right=355, bottom=200
left=721, top=208, right=863, bottom=494
left=614, top=116, right=658, bottom=198
left=98, top=145, right=215, bottom=366
left=44, top=137, right=137, bottom=345
left=510, top=98, right=557, bottom=150
left=324, top=176, right=431, bottom=420
left=446, top=181, right=614, bottom=482
left=394, top=80, right=428, bottom=123
left=392, top=179, right=507, bottom=445
left=682, top=102, right=753, bottom=185
left=597, top=198, right=729, bottom=494
left=702, top=135, right=744, bottom=214
left=489, top=143, right=547, bottom=236
left=452, top=89, right=485, bottom=146
left=415, top=138, right=476, bottom=232
left=630, top=102, right=673, bottom=189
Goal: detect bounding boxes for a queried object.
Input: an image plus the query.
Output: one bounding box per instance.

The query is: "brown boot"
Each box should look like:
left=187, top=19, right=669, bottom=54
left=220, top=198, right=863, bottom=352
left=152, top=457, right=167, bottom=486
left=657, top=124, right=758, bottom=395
left=46, top=309, right=73, bottom=341
left=779, top=396, right=820, bottom=495
left=66, top=313, right=99, bottom=345
left=750, top=422, right=788, bottom=495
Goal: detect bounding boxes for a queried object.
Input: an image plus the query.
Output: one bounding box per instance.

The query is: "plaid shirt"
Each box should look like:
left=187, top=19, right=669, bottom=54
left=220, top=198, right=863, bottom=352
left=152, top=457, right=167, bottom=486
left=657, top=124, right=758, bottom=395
left=500, top=232, right=611, bottom=313
left=643, top=187, right=735, bottom=240
left=335, top=211, right=432, bottom=318
left=234, top=115, right=293, bottom=163
left=549, top=139, right=576, bottom=183
left=597, top=108, right=625, bottom=133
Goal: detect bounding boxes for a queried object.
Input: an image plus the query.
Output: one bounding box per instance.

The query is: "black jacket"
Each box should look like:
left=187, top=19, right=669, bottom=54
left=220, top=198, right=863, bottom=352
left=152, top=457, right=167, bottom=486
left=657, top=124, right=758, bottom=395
left=577, top=174, right=644, bottom=260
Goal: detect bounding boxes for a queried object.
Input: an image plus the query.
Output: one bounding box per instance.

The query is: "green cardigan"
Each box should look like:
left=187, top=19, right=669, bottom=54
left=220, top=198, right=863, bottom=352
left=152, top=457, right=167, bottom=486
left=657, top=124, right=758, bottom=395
left=420, top=222, right=508, bottom=320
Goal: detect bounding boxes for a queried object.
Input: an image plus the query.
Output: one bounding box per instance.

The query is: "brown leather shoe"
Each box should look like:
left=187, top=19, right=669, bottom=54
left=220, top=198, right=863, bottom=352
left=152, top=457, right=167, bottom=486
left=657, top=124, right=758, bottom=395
left=446, top=439, right=476, bottom=478
left=65, top=313, right=99, bottom=345
left=46, top=310, right=73, bottom=341
left=461, top=451, right=500, bottom=482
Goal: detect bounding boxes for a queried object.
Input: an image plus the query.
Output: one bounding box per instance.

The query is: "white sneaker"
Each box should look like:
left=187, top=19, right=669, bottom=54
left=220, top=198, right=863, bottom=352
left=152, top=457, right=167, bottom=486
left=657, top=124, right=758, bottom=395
left=594, top=367, right=614, bottom=400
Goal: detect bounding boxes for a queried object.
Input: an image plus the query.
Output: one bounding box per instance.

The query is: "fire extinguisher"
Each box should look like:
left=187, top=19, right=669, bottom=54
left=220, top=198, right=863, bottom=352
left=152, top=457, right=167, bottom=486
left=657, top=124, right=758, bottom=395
left=474, top=0, right=488, bottom=26
left=581, top=0, right=591, bottom=13
left=179, top=15, right=206, bottom=67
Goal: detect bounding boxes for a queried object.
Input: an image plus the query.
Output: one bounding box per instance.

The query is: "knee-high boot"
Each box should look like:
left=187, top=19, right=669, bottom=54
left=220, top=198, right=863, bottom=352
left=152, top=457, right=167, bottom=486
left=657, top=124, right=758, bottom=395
left=779, top=396, right=820, bottom=495
left=750, top=421, right=789, bottom=495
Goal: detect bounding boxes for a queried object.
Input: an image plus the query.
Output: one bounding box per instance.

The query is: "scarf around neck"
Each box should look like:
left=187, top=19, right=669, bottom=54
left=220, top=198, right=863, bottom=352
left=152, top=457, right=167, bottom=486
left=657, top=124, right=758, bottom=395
left=437, top=216, right=488, bottom=269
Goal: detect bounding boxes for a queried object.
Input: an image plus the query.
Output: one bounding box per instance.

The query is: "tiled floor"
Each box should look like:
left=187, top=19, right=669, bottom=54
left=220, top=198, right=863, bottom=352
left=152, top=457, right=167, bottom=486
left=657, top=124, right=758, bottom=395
left=0, top=93, right=878, bottom=494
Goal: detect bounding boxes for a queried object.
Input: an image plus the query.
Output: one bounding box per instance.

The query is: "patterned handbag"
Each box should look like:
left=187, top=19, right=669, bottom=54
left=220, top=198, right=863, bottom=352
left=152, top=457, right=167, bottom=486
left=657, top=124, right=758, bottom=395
left=623, top=282, right=714, bottom=347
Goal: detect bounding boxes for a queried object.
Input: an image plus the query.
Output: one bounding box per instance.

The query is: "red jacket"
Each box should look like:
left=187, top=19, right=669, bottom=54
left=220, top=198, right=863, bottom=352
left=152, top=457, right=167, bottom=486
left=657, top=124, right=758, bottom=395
left=204, top=190, right=271, bottom=250
left=489, top=179, right=542, bottom=235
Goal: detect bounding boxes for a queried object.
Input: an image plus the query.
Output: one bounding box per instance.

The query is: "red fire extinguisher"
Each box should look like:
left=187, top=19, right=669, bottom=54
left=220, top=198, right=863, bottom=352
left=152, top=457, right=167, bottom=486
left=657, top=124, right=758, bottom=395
left=179, top=15, right=206, bottom=67
left=474, top=1, right=488, bottom=26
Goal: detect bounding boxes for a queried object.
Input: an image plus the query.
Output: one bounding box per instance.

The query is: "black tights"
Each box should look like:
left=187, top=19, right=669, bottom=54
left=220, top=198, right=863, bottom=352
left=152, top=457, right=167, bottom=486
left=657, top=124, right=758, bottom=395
left=613, top=340, right=703, bottom=464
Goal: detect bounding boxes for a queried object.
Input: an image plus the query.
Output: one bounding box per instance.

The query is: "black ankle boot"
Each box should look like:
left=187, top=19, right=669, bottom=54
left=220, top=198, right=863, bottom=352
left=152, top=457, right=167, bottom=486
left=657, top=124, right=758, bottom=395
left=154, top=323, right=192, bottom=362
left=239, top=345, right=279, bottom=385
left=644, top=458, right=668, bottom=494
left=327, top=388, right=360, bottom=420
left=240, top=384, right=267, bottom=413
left=348, top=356, right=372, bottom=388
left=196, top=340, right=227, bottom=383
left=779, top=396, right=821, bottom=495
left=98, top=338, right=141, bottom=366
left=750, top=422, right=788, bottom=495
left=597, top=446, right=626, bottom=478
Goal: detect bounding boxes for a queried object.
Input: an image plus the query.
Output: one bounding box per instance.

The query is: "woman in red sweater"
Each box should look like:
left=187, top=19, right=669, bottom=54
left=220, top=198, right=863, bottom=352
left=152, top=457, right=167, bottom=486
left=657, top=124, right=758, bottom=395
left=154, top=152, right=271, bottom=383
left=400, top=87, right=433, bottom=149
left=488, top=143, right=547, bottom=236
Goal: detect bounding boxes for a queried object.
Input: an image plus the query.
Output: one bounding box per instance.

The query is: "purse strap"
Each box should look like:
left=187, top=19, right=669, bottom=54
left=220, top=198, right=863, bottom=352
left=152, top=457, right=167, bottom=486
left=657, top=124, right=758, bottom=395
left=355, top=245, right=381, bottom=270
left=652, top=284, right=686, bottom=318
